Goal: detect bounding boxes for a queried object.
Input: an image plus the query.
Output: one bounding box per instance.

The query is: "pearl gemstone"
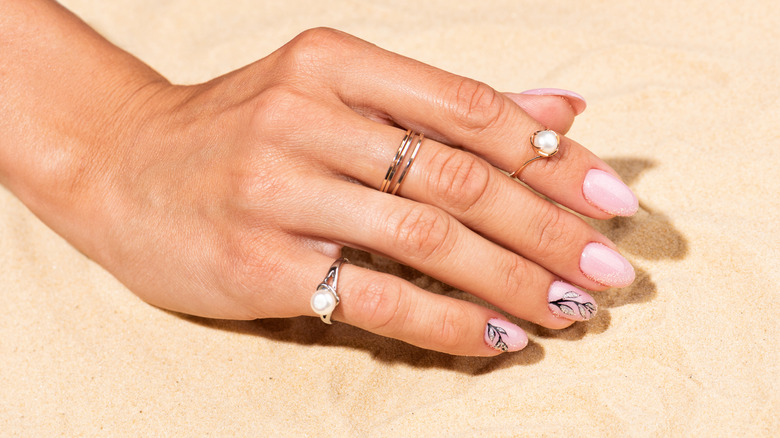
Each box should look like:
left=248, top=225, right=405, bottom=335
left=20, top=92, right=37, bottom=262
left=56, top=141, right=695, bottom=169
left=311, top=285, right=337, bottom=314
left=532, top=130, right=559, bottom=157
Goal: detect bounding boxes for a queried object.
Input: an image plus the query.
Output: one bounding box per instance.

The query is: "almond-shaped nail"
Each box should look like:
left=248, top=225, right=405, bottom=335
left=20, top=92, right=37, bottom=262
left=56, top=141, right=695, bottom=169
left=485, top=318, right=528, bottom=353
left=580, top=242, right=636, bottom=288
left=520, top=88, right=587, bottom=115
left=582, top=169, right=639, bottom=216
left=548, top=281, right=597, bottom=321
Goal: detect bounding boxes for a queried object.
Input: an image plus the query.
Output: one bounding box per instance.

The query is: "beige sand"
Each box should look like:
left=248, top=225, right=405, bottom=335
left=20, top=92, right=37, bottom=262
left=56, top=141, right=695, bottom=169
left=1, top=0, right=777, bottom=435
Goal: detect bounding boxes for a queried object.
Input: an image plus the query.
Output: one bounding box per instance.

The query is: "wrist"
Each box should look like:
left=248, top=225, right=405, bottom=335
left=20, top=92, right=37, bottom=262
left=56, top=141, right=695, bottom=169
left=1, top=72, right=172, bottom=218
left=0, top=0, right=181, bottom=257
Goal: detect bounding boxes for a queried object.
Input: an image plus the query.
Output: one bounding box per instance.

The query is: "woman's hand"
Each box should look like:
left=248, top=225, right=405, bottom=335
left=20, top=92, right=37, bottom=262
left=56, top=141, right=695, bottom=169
left=1, top=2, right=637, bottom=356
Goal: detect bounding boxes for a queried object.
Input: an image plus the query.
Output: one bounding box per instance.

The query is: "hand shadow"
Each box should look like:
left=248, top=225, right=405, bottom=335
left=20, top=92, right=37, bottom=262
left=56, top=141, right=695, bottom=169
left=175, top=248, right=544, bottom=376
left=175, top=157, right=686, bottom=374
left=592, top=157, right=688, bottom=261
left=534, top=157, right=688, bottom=340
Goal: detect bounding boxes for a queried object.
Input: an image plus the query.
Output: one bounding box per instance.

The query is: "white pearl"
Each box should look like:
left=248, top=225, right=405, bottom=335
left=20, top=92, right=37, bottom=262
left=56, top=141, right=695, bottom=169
left=311, top=286, right=336, bottom=314
left=532, top=130, right=559, bottom=156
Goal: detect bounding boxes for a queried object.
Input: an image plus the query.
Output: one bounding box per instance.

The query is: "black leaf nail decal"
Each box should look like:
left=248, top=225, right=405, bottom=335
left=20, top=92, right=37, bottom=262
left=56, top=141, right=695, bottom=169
left=549, top=290, right=596, bottom=320
left=486, top=322, right=509, bottom=352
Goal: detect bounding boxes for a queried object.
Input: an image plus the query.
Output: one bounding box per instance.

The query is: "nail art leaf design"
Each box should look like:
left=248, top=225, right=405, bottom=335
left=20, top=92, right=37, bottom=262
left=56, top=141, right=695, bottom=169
left=578, top=303, right=595, bottom=318
left=486, top=322, right=509, bottom=352
left=550, top=290, right=597, bottom=320
left=559, top=304, right=575, bottom=316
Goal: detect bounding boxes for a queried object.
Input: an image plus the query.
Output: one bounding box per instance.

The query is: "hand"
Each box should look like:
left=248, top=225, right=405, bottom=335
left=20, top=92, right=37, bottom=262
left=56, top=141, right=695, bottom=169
left=1, top=9, right=637, bottom=356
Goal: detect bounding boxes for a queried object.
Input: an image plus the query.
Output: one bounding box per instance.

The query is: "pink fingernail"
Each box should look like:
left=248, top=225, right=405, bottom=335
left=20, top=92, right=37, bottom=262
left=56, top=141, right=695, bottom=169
left=580, top=242, right=636, bottom=288
left=485, top=318, right=528, bottom=352
left=548, top=281, right=597, bottom=321
left=582, top=169, right=639, bottom=216
left=520, top=88, right=587, bottom=115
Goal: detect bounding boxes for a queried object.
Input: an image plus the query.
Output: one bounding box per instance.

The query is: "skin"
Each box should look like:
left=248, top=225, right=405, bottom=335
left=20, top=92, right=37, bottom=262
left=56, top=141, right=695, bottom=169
left=0, top=0, right=632, bottom=356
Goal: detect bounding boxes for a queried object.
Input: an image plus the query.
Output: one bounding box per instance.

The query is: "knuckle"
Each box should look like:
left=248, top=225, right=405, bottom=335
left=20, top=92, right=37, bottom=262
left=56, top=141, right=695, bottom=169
left=226, top=235, right=280, bottom=286
left=428, top=149, right=492, bottom=216
left=222, top=236, right=289, bottom=317
left=389, top=205, right=454, bottom=263
left=497, top=255, right=529, bottom=302
left=428, top=303, right=470, bottom=351
left=280, top=27, right=354, bottom=73
left=250, top=85, right=304, bottom=133
left=293, top=27, right=352, bottom=50
left=445, top=77, right=506, bottom=135
left=532, top=206, right=569, bottom=255
left=249, top=86, right=332, bottom=150
left=232, top=166, right=285, bottom=210
left=349, top=275, right=405, bottom=333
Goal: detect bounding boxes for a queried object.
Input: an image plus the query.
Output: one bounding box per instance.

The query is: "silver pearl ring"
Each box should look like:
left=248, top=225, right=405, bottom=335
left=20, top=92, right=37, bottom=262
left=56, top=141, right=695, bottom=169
left=310, top=257, right=349, bottom=324
left=509, top=129, right=560, bottom=179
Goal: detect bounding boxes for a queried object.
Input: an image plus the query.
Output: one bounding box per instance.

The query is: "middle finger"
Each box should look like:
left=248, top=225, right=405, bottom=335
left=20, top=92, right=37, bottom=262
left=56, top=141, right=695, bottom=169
left=316, top=106, right=635, bottom=290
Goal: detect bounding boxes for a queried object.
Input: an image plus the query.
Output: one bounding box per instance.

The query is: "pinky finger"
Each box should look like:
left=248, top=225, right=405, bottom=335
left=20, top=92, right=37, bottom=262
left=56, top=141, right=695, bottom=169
left=323, top=259, right=529, bottom=356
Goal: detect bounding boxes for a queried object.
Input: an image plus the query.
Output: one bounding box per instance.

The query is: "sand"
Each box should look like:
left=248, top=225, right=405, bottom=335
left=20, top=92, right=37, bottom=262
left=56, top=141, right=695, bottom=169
left=1, top=0, right=777, bottom=436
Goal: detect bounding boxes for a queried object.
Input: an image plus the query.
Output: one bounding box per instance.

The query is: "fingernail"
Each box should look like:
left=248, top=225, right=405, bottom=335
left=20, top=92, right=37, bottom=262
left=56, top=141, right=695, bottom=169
left=582, top=169, right=639, bottom=216
left=485, top=318, right=528, bottom=353
left=548, top=281, right=597, bottom=321
left=520, top=88, right=587, bottom=115
left=580, top=242, right=636, bottom=288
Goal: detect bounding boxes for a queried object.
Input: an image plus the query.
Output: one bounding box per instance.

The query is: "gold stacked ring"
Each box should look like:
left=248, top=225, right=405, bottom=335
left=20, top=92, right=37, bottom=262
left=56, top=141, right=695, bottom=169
left=380, top=130, right=424, bottom=195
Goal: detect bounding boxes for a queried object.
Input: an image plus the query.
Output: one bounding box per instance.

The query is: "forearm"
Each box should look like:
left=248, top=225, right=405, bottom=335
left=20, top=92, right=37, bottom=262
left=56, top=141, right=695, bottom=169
left=0, top=0, right=168, bottom=219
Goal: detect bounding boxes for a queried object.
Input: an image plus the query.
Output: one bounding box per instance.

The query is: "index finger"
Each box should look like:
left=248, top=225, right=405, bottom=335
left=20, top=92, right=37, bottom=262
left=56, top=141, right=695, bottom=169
left=315, top=29, right=638, bottom=219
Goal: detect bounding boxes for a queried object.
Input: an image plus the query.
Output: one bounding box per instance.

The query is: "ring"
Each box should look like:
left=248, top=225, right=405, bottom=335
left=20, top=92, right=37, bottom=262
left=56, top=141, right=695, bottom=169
left=380, top=130, right=424, bottom=195
left=509, top=129, right=560, bottom=179
left=310, top=257, right=349, bottom=324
